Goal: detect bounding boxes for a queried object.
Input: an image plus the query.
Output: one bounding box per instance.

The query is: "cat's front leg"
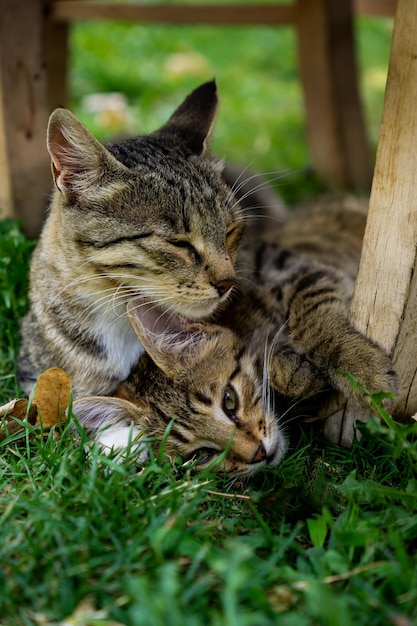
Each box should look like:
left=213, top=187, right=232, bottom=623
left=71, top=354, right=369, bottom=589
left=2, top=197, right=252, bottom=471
left=71, top=396, right=153, bottom=461
left=289, top=309, right=399, bottom=405
left=283, top=266, right=399, bottom=404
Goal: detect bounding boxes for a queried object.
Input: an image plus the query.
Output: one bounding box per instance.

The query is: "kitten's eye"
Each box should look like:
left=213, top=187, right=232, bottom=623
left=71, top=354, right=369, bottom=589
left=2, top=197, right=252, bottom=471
left=192, top=448, right=217, bottom=466
left=222, top=385, right=239, bottom=420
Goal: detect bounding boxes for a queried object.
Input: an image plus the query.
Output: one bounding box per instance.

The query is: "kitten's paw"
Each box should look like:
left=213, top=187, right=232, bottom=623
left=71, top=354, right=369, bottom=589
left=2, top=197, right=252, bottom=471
left=270, top=351, right=327, bottom=398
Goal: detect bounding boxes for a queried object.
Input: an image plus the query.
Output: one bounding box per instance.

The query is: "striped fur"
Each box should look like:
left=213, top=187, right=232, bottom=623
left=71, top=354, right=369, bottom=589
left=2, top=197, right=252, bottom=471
left=74, top=302, right=286, bottom=477
left=73, top=196, right=398, bottom=477
left=18, top=82, right=244, bottom=396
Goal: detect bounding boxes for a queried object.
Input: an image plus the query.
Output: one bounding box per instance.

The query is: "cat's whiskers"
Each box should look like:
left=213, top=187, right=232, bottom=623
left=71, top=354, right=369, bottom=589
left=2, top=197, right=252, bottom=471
left=103, top=294, right=178, bottom=334
left=226, top=166, right=288, bottom=204
left=261, top=332, right=275, bottom=419
left=68, top=283, right=175, bottom=332
left=46, top=271, right=158, bottom=317
left=224, top=158, right=262, bottom=203
left=229, top=170, right=292, bottom=212
left=128, top=297, right=181, bottom=335
left=46, top=273, right=110, bottom=310
left=235, top=209, right=284, bottom=227
left=234, top=272, right=262, bottom=291
left=261, top=321, right=289, bottom=426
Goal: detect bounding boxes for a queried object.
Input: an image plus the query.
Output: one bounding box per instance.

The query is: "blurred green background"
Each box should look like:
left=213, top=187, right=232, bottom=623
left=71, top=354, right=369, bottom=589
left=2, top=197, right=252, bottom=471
left=68, top=13, right=393, bottom=204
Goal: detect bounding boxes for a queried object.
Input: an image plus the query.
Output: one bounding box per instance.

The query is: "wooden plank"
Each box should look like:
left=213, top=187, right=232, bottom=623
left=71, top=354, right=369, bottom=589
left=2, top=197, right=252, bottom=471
left=296, top=0, right=373, bottom=189
left=355, top=0, right=396, bottom=17
left=0, top=0, right=51, bottom=236
left=50, top=0, right=397, bottom=23
left=50, top=2, right=296, bottom=25
left=324, top=0, right=417, bottom=444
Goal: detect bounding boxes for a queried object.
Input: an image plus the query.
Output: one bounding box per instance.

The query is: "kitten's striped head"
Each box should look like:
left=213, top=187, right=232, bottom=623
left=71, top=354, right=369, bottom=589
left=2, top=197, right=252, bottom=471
left=114, top=299, right=287, bottom=477
left=46, top=82, right=243, bottom=320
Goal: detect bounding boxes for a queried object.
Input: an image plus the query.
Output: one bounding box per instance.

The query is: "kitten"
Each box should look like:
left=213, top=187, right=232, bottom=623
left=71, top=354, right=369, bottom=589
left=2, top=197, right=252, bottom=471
left=18, top=81, right=243, bottom=397
left=74, top=299, right=287, bottom=477
left=73, top=197, right=398, bottom=476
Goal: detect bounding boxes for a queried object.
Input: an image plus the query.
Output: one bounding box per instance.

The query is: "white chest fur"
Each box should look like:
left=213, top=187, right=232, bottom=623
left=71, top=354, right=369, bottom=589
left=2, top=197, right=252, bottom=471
left=95, top=306, right=145, bottom=381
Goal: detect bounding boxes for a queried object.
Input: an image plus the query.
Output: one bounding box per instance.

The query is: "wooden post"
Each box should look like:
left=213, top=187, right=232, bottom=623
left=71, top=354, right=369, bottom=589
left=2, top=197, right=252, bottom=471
left=324, top=0, right=417, bottom=445
left=296, top=0, right=373, bottom=190
left=0, top=0, right=66, bottom=237
left=0, top=0, right=51, bottom=236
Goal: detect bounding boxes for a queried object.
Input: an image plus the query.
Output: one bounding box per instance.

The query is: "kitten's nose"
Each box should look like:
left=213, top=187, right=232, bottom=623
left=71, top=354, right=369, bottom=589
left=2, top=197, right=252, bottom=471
left=213, top=278, right=235, bottom=297
left=252, top=442, right=267, bottom=464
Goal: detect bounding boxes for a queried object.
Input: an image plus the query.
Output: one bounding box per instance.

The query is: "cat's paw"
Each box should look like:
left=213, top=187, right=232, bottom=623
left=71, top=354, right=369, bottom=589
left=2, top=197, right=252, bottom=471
left=330, top=333, right=399, bottom=405
left=269, top=351, right=327, bottom=398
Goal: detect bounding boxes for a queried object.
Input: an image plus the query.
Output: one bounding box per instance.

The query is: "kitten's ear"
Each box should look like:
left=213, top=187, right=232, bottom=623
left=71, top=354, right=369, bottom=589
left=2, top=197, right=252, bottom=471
left=72, top=395, right=152, bottom=461
left=159, top=80, right=218, bottom=155
left=47, top=108, right=124, bottom=198
left=126, top=299, right=216, bottom=377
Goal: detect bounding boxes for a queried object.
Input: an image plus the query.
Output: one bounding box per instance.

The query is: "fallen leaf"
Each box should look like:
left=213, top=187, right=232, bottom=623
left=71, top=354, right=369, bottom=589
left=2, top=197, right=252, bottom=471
left=0, top=398, right=37, bottom=442
left=32, top=368, right=73, bottom=428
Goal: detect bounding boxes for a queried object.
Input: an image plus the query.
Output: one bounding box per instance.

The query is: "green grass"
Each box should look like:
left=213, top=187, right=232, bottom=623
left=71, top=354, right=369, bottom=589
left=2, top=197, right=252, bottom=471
left=2, top=15, right=416, bottom=626
left=0, top=219, right=35, bottom=400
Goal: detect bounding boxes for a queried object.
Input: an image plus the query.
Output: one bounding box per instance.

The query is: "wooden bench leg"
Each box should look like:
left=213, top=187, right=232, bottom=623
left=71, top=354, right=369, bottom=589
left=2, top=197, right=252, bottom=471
left=296, top=0, right=373, bottom=189
left=0, top=0, right=60, bottom=237
left=324, top=0, right=417, bottom=444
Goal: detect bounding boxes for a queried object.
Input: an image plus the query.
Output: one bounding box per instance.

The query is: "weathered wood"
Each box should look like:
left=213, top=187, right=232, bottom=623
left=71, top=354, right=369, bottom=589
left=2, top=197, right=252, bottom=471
left=50, top=0, right=397, bottom=23
left=355, top=0, right=396, bottom=17
left=50, top=2, right=296, bottom=25
left=0, top=0, right=51, bottom=236
left=324, top=0, right=417, bottom=445
left=296, top=0, right=373, bottom=190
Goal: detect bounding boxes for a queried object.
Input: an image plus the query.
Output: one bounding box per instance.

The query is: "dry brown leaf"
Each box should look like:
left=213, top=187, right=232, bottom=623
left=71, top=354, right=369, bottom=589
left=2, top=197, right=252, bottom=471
left=0, top=398, right=37, bottom=442
left=32, top=367, right=73, bottom=428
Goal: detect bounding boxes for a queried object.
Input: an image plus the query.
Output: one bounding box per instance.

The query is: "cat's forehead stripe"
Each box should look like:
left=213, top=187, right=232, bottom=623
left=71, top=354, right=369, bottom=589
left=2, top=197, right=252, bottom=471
left=178, top=185, right=190, bottom=233
left=229, top=346, right=245, bottom=381
left=194, top=391, right=212, bottom=406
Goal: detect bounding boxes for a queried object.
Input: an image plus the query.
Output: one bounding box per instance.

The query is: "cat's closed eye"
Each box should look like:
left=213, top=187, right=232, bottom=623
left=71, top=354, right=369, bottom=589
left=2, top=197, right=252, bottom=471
left=167, top=239, right=201, bottom=261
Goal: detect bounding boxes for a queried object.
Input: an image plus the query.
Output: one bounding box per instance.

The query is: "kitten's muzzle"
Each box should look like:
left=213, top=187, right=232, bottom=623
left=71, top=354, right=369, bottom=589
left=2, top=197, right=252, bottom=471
left=212, top=277, right=235, bottom=297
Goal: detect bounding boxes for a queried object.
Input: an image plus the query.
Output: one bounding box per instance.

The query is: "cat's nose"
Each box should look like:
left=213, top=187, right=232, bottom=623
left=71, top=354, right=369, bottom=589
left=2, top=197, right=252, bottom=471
left=251, top=442, right=267, bottom=464
left=213, top=278, right=235, bottom=296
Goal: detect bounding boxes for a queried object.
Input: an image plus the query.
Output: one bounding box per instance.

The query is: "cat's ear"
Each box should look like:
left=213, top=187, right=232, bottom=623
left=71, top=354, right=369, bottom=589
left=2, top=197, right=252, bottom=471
left=126, top=298, right=218, bottom=377
left=159, top=80, right=218, bottom=155
left=72, top=395, right=152, bottom=461
left=47, top=108, right=124, bottom=198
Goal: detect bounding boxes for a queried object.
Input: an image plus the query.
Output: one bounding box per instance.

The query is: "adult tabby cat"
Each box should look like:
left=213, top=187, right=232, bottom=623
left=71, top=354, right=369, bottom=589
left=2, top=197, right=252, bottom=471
left=73, top=197, right=398, bottom=476
left=18, top=82, right=245, bottom=397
